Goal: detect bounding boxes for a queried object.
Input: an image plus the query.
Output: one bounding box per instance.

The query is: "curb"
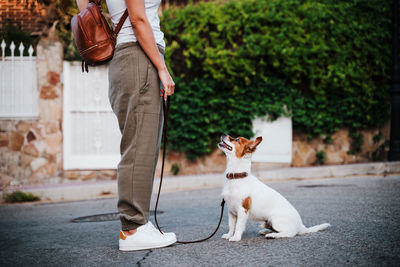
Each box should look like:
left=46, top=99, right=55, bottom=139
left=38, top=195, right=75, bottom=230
left=1, top=162, right=400, bottom=203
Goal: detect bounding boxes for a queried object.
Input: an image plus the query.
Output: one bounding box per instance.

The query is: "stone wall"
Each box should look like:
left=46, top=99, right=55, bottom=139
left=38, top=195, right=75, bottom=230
left=292, top=124, right=391, bottom=167
left=0, top=38, right=63, bottom=189
left=154, top=124, right=391, bottom=176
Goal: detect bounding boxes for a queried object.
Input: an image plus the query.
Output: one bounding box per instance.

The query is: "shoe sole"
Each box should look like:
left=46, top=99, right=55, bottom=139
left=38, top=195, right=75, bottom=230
left=119, top=236, right=177, bottom=251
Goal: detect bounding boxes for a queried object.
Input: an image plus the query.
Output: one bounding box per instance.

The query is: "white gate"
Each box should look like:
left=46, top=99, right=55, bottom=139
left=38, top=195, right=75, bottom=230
left=0, top=40, right=38, bottom=118
left=252, top=116, right=292, bottom=163
left=62, top=61, right=121, bottom=169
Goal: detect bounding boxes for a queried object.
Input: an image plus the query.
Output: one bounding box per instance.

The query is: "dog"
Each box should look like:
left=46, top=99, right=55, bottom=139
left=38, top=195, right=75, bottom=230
left=218, top=134, right=330, bottom=242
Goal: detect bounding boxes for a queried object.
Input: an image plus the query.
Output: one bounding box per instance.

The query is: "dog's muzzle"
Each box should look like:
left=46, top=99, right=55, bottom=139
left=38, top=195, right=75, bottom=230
left=218, top=140, right=232, bottom=151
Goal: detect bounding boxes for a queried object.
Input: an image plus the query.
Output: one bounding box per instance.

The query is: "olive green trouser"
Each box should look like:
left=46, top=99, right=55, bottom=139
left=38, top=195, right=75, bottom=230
left=108, top=42, right=164, bottom=231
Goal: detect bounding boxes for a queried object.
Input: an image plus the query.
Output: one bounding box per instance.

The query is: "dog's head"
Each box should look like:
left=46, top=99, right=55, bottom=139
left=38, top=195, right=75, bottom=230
left=218, top=134, right=262, bottom=158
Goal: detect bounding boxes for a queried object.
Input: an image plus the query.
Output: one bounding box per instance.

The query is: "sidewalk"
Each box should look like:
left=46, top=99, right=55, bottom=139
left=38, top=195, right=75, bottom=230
left=1, top=162, right=400, bottom=202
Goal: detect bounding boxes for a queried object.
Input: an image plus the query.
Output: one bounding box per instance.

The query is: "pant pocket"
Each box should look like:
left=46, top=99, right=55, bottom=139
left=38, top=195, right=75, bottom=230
left=139, top=61, right=151, bottom=94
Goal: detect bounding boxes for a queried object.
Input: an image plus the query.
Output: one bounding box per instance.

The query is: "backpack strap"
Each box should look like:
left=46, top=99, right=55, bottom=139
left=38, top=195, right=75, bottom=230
left=88, top=0, right=128, bottom=36
left=114, top=9, right=129, bottom=35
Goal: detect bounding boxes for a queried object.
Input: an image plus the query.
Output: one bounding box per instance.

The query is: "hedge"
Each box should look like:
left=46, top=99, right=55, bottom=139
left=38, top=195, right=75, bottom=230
left=161, top=0, right=391, bottom=159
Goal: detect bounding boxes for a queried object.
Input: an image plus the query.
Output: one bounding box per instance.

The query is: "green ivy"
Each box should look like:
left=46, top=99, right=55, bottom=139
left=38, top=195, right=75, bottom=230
left=348, top=131, right=364, bottom=155
left=161, top=0, right=391, bottom=158
left=316, top=150, right=327, bottom=165
left=170, top=163, right=181, bottom=175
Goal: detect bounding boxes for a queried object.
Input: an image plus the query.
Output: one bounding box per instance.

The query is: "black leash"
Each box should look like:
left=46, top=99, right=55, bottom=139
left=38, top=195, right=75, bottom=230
left=153, top=94, right=226, bottom=244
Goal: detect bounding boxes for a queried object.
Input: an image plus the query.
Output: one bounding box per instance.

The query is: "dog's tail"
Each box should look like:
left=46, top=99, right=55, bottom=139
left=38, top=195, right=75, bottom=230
left=303, top=223, right=331, bottom=234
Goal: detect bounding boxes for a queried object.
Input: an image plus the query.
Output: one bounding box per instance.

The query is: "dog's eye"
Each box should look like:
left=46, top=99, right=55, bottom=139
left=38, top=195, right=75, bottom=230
left=235, top=138, right=240, bottom=142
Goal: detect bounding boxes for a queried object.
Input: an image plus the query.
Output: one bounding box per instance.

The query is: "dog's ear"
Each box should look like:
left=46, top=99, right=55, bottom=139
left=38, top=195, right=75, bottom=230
left=247, top=136, right=263, bottom=153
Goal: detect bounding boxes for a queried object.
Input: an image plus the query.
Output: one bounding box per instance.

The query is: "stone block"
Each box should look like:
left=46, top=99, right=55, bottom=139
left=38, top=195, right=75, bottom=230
left=361, top=131, right=377, bottom=153
left=0, top=172, right=13, bottom=189
left=47, top=71, right=60, bottom=86
left=31, top=166, right=50, bottom=180
left=39, top=100, right=62, bottom=121
left=304, top=149, right=317, bottom=165
left=19, top=153, right=35, bottom=168
left=296, top=142, right=313, bottom=157
left=0, top=133, right=9, bottom=147
left=45, top=163, right=57, bottom=176
left=325, top=151, right=343, bottom=165
left=34, top=140, right=46, bottom=154
left=16, top=121, right=30, bottom=133
left=45, top=133, right=62, bottom=155
left=22, top=143, right=39, bottom=157
left=66, top=171, right=79, bottom=180
left=82, top=171, right=97, bottom=181
left=44, top=121, right=59, bottom=134
left=30, top=157, right=47, bottom=172
left=10, top=132, right=24, bottom=151
left=0, top=121, right=13, bottom=132
left=332, top=129, right=350, bottom=151
left=40, top=85, right=58, bottom=100
left=48, top=154, right=56, bottom=163
left=291, top=151, right=304, bottom=167
left=6, top=163, right=18, bottom=178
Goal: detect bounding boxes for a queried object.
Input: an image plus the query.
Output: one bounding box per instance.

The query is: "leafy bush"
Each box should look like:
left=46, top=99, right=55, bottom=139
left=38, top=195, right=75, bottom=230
left=348, top=131, right=364, bottom=155
left=4, top=191, right=40, bottom=203
left=315, top=150, right=326, bottom=165
left=170, top=163, right=181, bottom=175
left=161, top=0, right=391, bottom=159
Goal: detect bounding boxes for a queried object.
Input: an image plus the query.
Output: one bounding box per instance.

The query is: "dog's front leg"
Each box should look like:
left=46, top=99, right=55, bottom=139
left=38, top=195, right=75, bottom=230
left=229, top=209, right=248, bottom=242
left=222, top=212, right=237, bottom=239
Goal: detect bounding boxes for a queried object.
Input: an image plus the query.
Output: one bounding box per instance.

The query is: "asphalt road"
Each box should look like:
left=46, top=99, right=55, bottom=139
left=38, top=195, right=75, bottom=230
left=1, top=175, right=399, bottom=266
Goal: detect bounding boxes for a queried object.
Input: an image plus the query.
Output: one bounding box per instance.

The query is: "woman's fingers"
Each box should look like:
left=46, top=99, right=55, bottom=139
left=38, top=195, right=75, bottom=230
left=159, top=69, right=175, bottom=100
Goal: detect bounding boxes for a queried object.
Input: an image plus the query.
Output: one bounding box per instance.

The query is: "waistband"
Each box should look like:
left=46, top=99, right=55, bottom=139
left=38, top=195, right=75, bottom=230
left=115, top=41, right=165, bottom=55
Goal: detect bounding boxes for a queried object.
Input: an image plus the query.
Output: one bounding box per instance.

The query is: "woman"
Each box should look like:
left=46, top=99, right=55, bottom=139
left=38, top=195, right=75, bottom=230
left=76, top=0, right=176, bottom=251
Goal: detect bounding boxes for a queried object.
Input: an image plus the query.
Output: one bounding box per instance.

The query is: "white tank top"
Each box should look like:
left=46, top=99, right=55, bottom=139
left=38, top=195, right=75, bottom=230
left=105, top=0, right=165, bottom=48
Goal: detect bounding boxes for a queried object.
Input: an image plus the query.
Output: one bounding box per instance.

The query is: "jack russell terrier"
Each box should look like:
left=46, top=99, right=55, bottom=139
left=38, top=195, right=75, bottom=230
left=218, top=134, right=330, bottom=242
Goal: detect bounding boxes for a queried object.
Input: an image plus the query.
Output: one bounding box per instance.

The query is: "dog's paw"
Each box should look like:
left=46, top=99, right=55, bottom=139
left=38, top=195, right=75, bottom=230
left=228, top=236, right=241, bottom=242
left=265, top=232, right=295, bottom=239
left=221, top=233, right=232, bottom=239
left=265, top=233, right=280, bottom=239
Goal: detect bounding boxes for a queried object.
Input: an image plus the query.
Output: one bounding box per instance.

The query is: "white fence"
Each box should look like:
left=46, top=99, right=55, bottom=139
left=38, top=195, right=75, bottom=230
left=0, top=40, right=38, bottom=118
left=63, top=61, right=121, bottom=170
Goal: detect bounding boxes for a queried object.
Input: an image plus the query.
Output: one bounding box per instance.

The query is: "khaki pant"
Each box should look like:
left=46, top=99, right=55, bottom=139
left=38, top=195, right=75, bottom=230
left=108, top=42, right=164, bottom=231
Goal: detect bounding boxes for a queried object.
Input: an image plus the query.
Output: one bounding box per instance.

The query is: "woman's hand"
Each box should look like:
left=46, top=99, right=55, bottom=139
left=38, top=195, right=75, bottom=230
left=158, top=68, right=175, bottom=100
left=126, top=0, right=174, bottom=100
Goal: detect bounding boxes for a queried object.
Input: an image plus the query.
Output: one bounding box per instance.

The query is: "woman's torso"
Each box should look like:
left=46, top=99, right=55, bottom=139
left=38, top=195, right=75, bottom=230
left=106, top=0, right=165, bottom=48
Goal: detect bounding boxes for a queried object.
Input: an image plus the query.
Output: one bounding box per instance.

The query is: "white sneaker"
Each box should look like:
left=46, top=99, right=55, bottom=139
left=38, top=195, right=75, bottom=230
left=119, top=222, right=177, bottom=251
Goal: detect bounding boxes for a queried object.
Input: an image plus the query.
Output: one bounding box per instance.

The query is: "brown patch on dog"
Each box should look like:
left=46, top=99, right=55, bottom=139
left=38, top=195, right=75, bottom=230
left=262, top=221, right=278, bottom=232
left=231, top=136, right=263, bottom=158
left=242, top=196, right=252, bottom=214
left=119, top=231, right=127, bottom=240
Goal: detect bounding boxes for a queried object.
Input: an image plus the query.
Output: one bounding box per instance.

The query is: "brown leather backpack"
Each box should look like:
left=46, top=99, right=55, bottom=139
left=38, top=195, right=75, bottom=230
left=71, top=0, right=128, bottom=72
